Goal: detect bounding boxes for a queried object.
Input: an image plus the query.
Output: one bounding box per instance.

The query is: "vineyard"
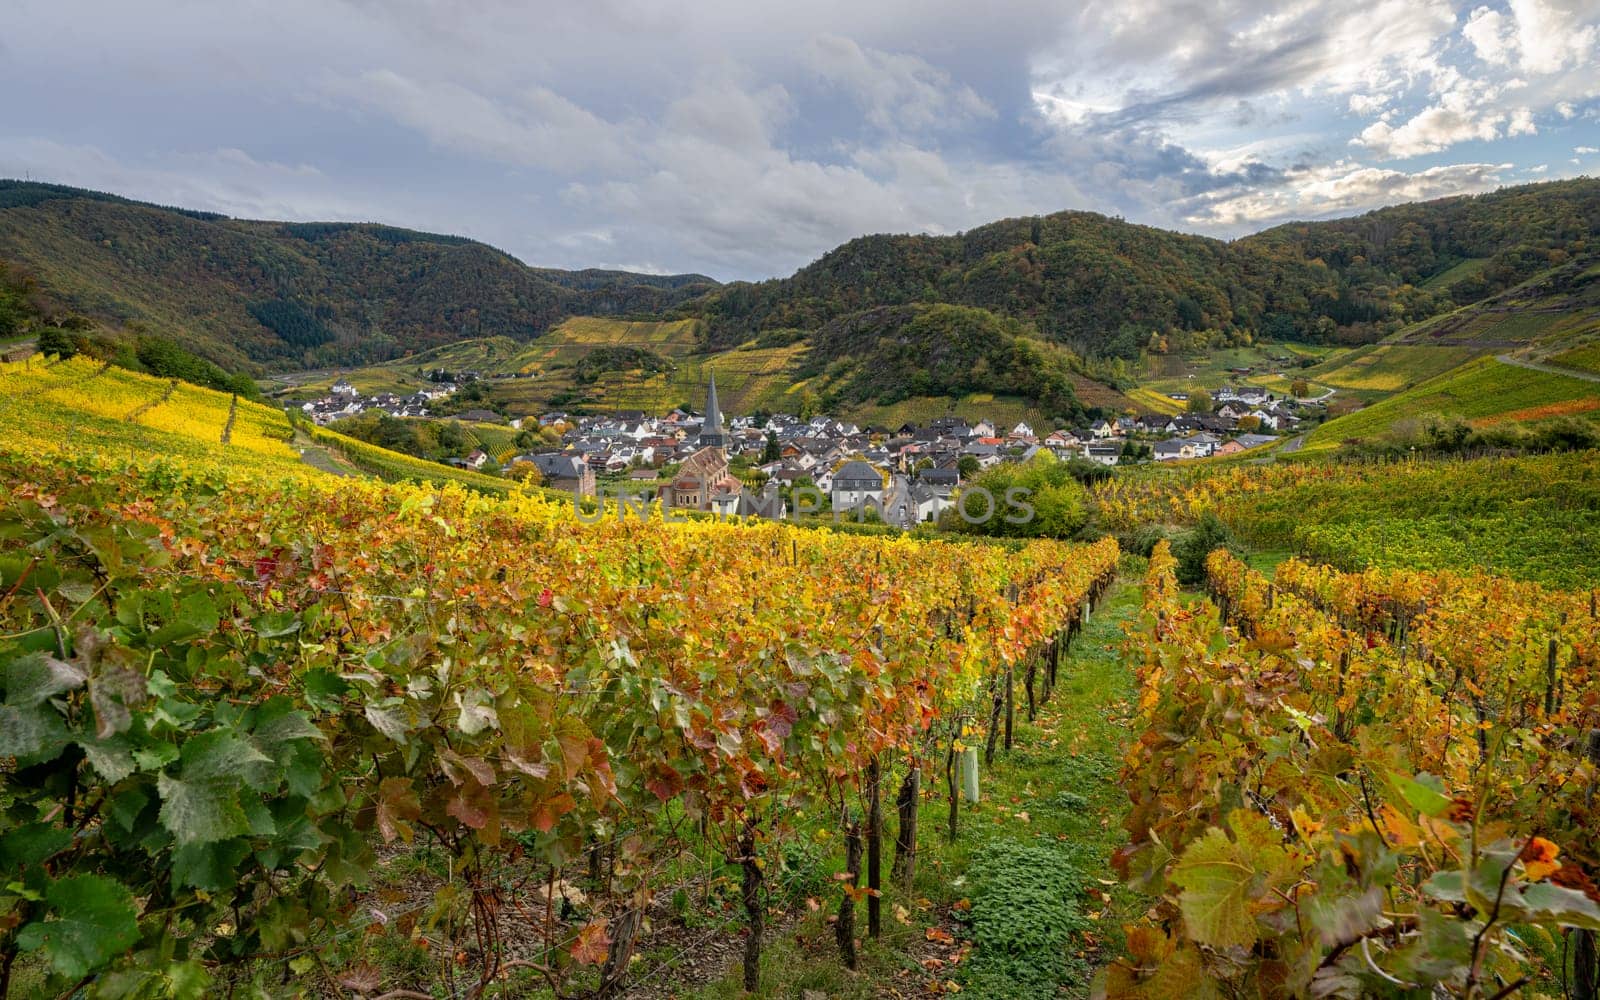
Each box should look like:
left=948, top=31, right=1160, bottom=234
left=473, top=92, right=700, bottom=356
left=1107, top=543, right=1600, bottom=996
left=0, top=435, right=1118, bottom=998
left=6, top=345, right=1600, bottom=997
left=1092, top=452, right=1600, bottom=589
left=0, top=356, right=532, bottom=499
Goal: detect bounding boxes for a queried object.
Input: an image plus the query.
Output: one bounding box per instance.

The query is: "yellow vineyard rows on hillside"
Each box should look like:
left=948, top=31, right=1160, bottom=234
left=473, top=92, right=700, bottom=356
left=0, top=355, right=308, bottom=476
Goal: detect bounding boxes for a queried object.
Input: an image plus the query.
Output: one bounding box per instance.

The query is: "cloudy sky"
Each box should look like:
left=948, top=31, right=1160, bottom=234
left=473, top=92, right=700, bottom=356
left=3, top=0, right=1597, bottom=280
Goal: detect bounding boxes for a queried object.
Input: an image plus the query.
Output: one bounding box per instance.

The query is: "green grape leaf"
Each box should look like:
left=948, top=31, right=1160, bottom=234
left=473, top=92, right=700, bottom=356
left=364, top=702, right=410, bottom=743
left=0, top=702, right=69, bottom=759
left=171, top=838, right=252, bottom=892
left=180, top=729, right=277, bottom=792
left=16, top=874, right=140, bottom=980
left=0, top=823, right=72, bottom=872
left=166, top=960, right=211, bottom=1000
left=149, top=592, right=219, bottom=647
left=252, top=610, right=301, bottom=639
left=157, top=771, right=250, bottom=846
left=80, top=735, right=137, bottom=783
left=1169, top=826, right=1258, bottom=949
left=1387, top=771, right=1453, bottom=819
left=4, top=653, right=87, bottom=707
left=1518, top=881, right=1600, bottom=931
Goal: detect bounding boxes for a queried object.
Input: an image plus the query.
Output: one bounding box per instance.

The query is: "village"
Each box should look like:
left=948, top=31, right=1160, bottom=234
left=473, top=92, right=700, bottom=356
left=293, top=373, right=1322, bottom=529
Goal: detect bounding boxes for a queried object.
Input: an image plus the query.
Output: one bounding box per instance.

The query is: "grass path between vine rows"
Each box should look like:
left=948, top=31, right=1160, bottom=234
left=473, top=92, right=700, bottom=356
left=692, top=577, right=1145, bottom=1000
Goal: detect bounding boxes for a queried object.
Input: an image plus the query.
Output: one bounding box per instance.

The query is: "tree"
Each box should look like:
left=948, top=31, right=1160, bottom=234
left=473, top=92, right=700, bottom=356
left=957, top=455, right=980, bottom=479
left=37, top=328, right=78, bottom=359
left=1187, top=390, right=1214, bottom=414
left=940, top=453, right=1089, bottom=539
left=761, top=431, right=780, bottom=464
left=1290, top=378, right=1310, bottom=398
left=508, top=460, right=544, bottom=486
left=1237, top=415, right=1262, bottom=433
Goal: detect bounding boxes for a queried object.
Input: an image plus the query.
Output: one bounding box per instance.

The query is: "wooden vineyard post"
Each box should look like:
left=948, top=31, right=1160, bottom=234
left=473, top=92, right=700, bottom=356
left=599, top=892, right=645, bottom=998
left=837, top=814, right=862, bottom=969
left=1580, top=728, right=1600, bottom=999
left=739, top=821, right=763, bottom=993
left=1334, top=650, right=1351, bottom=742
left=1003, top=659, right=1015, bottom=752
left=866, top=756, right=882, bottom=939
left=985, top=672, right=1004, bottom=767
left=1544, top=638, right=1559, bottom=717
left=1025, top=651, right=1037, bottom=722
left=946, top=724, right=960, bottom=842
left=893, top=761, right=919, bottom=889
left=1004, top=583, right=1017, bottom=752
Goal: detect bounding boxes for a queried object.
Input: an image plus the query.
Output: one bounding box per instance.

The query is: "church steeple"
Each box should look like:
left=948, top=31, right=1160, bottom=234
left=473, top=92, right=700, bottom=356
left=698, top=372, right=726, bottom=448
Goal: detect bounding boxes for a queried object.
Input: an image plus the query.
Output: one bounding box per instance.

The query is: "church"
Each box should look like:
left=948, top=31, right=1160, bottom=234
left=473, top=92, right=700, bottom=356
left=662, top=374, right=745, bottom=513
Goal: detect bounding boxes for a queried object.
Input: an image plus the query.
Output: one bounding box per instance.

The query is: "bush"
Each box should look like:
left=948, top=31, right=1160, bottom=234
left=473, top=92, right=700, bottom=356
left=1122, top=523, right=1174, bottom=559
left=1173, top=512, right=1237, bottom=585
left=36, top=327, right=78, bottom=358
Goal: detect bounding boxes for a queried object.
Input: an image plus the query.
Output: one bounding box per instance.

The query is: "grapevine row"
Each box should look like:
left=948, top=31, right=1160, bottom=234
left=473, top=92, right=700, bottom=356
left=1103, top=541, right=1600, bottom=998
left=0, top=447, right=1118, bottom=998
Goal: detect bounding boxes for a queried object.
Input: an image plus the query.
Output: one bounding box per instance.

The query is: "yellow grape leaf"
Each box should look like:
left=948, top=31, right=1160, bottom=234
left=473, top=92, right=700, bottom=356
left=1289, top=804, right=1323, bottom=842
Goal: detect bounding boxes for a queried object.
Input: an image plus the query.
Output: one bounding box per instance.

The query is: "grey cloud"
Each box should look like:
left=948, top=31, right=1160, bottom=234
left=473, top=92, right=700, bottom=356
left=806, top=35, right=994, bottom=132
left=0, top=0, right=1583, bottom=279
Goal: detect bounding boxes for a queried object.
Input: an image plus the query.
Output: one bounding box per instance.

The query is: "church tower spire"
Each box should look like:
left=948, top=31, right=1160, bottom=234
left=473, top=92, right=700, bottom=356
left=698, top=372, right=726, bottom=449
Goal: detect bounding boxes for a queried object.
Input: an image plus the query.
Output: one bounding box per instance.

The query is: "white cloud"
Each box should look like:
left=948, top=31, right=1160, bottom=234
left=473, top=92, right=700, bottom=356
left=1464, top=0, right=1597, bottom=73
left=1356, top=105, right=1505, bottom=157
left=1505, top=0, right=1599, bottom=73
left=1577, top=145, right=1600, bottom=154
left=1031, top=0, right=1456, bottom=126
left=1349, top=93, right=1390, bottom=116
left=1188, top=160, right=1510, bottom=226
left=1463, top=6, right=1515, bottom=65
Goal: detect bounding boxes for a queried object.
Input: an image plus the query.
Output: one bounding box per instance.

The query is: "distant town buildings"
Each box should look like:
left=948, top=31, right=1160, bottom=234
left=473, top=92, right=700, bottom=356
left=299, top=378, right=458, bottom=425
left=296, top=365, right=1325, bottom=525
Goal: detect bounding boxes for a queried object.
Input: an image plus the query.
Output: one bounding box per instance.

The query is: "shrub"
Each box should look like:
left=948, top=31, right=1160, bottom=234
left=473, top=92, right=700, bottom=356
left=1173, top=512, right=1237, bottom=585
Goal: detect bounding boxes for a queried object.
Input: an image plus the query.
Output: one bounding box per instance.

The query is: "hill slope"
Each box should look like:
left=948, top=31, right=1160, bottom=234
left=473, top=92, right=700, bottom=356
left=7, top=176, right=1599, bottom=431
left=0, top=352, right=532, bottom=496
left=684, top=178, right=1600, bottom=358
left=0, top=180, right=716, bottom=371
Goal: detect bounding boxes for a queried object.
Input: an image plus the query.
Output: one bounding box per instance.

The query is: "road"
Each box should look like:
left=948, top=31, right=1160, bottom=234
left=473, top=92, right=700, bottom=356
left=1496, top=353, right=1600, bottom=383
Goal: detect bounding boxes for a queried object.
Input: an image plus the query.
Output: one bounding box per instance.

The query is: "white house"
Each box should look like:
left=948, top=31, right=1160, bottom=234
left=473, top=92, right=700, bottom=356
left=830, top=460, right=887, bottom=511
left=1083, top=443, right=1121, bottom=466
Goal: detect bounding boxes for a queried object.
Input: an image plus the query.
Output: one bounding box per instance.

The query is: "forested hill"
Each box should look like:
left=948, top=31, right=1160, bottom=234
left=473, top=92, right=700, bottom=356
left=684, top=178, right=1600, bottom=358
left=0, top=181, right=717, bottom=371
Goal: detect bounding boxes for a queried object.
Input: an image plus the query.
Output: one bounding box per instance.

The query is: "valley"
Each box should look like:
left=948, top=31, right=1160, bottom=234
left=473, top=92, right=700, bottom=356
left=2, top=173, right=1600, bottom=1000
